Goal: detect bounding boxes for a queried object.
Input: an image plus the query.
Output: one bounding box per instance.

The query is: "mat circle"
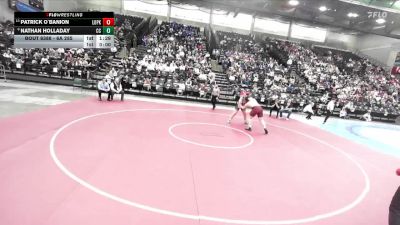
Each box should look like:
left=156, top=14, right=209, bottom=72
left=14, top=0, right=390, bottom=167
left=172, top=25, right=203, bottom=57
left=50, top=109, right=370, bottom=225
left=168, top=122, right=254, bottom=149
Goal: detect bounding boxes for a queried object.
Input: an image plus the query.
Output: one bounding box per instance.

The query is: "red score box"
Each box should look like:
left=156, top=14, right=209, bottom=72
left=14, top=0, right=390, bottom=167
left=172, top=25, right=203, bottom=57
left=102, top=18, right=115, bottom=26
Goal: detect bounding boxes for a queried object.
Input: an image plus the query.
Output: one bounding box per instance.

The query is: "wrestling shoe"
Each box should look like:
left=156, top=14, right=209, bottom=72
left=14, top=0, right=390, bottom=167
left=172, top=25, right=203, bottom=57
left=245, top=127, right=252, bottom=131
left=264, top=128, right=269, bottom=135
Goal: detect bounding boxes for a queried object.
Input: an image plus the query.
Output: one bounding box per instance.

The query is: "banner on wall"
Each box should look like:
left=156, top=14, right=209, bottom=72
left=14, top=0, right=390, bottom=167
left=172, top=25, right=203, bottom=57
left=392, top=52, right=400, bottom=75
left=8, top=0, right=43, bottom=12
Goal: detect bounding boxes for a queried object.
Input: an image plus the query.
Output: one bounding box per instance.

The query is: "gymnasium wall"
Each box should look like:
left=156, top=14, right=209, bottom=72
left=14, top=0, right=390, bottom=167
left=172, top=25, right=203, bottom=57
left=44, top=0, right=78, bottom=11
left=355, top=34, right=400, bottom=67
left=43, top=0, right=400, bottom=65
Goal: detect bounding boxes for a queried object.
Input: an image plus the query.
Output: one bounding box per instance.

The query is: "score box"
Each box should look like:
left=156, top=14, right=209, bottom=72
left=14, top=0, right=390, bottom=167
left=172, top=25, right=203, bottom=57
left=102, top=26, right=114, bottom=35
left=102, top=18, right=115, bottom=26
left=14, top=12, right=115, bottom=48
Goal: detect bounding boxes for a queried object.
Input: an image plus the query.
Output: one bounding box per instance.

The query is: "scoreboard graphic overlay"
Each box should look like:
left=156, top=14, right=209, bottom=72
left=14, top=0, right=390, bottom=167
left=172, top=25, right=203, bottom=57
left=14, top=12, right=115, bottom=48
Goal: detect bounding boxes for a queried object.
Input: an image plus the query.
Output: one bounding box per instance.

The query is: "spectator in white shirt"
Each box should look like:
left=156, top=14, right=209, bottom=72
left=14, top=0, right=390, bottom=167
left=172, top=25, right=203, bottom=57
left=108, top=67, right=118, bottom=79
left=303, top=102, right=314, bottom=120
left=199, top=84, right=207, bottom=98
left=208, top=71, right=216, bottom=84
left=40, top=56, right=50, bottom=65
left=362, top=110, right=372, bottom=122
left=147, top=61, right=156, bottom=71
left=97, top=79, right=111, bottom=101
left=339, top=108, right=347, bottom=119
left=177, top=83, right=186, bottom=96
left=198, top=73, right=207, bottom=82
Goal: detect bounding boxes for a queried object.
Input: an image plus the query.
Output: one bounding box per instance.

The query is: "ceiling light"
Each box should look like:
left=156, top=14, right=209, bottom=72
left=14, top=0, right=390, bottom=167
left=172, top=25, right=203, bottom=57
left=376, top=18, right=386, bottom=24
left=319, top=6, right=327, bottom=12
left=288, top=0, right=299, bottom=6
left=347, top=12, right=359, bottom=18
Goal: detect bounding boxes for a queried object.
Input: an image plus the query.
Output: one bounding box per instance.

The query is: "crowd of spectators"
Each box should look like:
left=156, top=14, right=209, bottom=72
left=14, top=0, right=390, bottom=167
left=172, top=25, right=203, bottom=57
left=114, top=14, right=143, bottom=50
left=0, top=15, right=399, bottom=118
left=214, top=31, right=400, bottom=118
left=215, top=32, right=304, bottom=110
left=139, top=21, right=215, bottom=97
left=0, top=20, right=13, bottom=50
left=0, top=14, right=145, bottom=78
left=271, top=39, right=399, bottom=115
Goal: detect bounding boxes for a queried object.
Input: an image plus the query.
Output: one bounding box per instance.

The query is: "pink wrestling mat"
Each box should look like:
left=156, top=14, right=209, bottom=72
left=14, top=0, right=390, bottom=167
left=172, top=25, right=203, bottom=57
left=0, top=98, right=398, bottom=225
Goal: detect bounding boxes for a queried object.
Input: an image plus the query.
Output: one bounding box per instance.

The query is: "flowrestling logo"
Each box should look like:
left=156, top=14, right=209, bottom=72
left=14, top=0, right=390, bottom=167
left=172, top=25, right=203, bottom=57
left=367, top=11, right=388, bottom=19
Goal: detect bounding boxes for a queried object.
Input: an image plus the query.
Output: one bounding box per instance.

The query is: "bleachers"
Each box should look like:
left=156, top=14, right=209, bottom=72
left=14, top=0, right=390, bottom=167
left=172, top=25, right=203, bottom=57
left=0, top=18, right=398, bottom=121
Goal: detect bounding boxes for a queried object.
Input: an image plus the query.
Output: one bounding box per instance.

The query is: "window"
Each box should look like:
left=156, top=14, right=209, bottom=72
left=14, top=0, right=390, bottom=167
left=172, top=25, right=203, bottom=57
left=291, top=24, right=327, bottom=42
left=254, top=18, right=289, bottom=36
left=213, top=10, right=252, bottom=31
left=170, top=4, right=210, bottom=23
left=124, top=0, right=168, bottom=16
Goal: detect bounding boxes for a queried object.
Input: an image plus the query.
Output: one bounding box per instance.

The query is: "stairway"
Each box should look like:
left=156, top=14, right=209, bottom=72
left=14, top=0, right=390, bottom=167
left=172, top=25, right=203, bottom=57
left=214, top=72, right=236, bottom=102
left=135, top=45, right=149, bottom=56
left=211, top=59, right=223, bottom=73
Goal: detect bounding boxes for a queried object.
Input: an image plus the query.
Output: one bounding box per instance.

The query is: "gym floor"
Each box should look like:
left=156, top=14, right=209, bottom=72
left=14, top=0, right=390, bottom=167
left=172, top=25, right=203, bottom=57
left=0, top=80, right=399, bottom=225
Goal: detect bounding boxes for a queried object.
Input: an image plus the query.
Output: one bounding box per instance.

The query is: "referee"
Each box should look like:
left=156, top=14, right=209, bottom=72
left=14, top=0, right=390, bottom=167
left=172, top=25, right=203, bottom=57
left=323, top=99, right=336, bottom=124
left=211, top=85, right=220, bottom=110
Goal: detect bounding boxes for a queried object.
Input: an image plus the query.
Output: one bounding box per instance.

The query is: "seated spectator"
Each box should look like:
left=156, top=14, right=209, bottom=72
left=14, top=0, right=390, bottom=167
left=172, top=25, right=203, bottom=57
left=229, top=74, right=236, bottom=83
left=110, top=79, right=125, bottom=101
left=108, top=67, right=118, bottom=79
left=97, top=78, right=111, bottom=101
left=177, top=83, right=185, bottom=96
left=339, top=108, right=347, bottom=119
left=198, top=73, right=208, bottom=82
left=199, top=84, right=207, bottom=98
left=279, top=99, right=293, bottom=120
left=303, top=102, right=315, bottom=120
left=362, top=110, right=372, bottom=122
left=208, top=71, right=216, bottom=84
left=143, top=77, right=151, bottom=91
left=269, top=97, right=281, bottom=118
left=40, top=55, right=50, bottom=65
left=185, top=78, right=192, bottom=89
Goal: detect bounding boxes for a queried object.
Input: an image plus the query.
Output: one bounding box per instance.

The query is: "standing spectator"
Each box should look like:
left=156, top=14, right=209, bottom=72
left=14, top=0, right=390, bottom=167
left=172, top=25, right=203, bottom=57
left=97, top=78, right=110, bottom=101
left=211, top=85, right=220, bottom=110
